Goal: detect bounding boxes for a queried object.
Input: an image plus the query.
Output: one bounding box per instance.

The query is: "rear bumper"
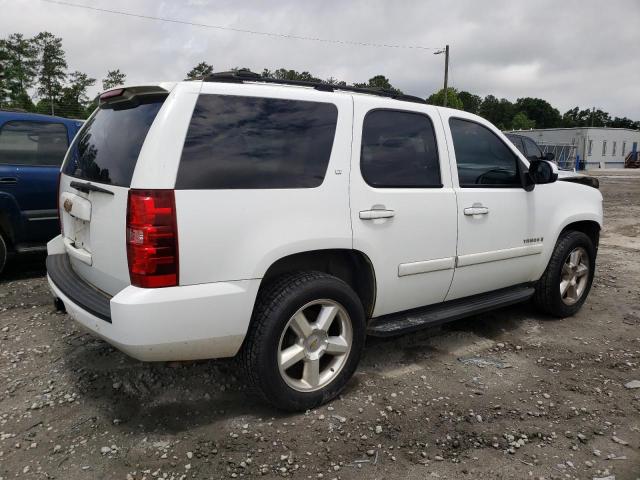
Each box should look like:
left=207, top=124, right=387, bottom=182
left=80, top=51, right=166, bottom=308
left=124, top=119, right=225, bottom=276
left=46, top=248, right=260, bottom=362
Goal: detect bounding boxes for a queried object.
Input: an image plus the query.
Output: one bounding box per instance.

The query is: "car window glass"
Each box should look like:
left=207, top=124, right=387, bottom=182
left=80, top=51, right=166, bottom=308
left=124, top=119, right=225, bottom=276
left=0, top=120, right=68, bottom=166
left=361, top=110, right=441, bottom=188
left=177, top=94, right=338, bottom=189
left=449, top=118, right=520, bottom=187
left=522, top=137, right=542, bottom=159
left=506, top=134, right=525, bottom=155
left=62, top=96, right=165, bottom=187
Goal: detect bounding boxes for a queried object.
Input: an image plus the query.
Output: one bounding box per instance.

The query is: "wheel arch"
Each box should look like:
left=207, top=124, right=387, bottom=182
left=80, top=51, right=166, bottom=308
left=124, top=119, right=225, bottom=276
left=259, top=248, right=377, bottom=318
left=559, top=220, right=600, bottom=250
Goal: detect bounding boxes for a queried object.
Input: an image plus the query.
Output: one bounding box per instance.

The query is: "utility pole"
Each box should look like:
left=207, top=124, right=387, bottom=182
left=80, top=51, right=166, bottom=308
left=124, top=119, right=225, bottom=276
left=434, top=45, right=450, bottom=107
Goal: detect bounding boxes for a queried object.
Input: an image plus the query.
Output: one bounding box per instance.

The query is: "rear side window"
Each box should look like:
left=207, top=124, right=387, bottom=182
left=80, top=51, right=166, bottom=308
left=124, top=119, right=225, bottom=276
left=361, top=110, right=441, bottom=188
left=176, top=94, right=338, bottom=189
left=0, top=121, right=68, bottom=166
left=449, top=118, right=521, bottom=187
left=62, top=97, right=165, bottom=187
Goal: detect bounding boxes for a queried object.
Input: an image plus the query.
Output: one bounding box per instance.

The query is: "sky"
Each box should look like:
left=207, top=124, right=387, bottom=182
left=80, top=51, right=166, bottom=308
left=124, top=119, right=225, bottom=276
left=2, top=0, right=639, bottom=119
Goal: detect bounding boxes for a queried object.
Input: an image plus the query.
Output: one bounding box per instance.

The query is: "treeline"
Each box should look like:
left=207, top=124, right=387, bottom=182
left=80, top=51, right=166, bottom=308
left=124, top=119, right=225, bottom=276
left=1, top=33, right=638, bottom=130
left=0, top=32, right=126, bottom=118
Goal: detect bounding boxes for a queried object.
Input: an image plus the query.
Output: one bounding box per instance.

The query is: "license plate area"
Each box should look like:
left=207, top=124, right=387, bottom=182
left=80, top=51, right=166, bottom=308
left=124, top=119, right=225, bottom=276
left=60, top=192, right=92, bottom=259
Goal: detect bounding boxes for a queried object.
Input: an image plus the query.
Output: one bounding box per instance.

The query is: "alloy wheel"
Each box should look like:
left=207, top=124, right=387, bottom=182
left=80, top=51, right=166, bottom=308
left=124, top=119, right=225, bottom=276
left=277, top=299, right=353, bottom=392
left=560, top=246, right=590, bottom=306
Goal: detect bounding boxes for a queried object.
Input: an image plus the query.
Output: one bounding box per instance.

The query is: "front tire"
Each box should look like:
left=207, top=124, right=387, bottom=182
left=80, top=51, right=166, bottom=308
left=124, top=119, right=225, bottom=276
left=240, top=272, right=366, bottom=411
left=533, top=230, right=596, bottom=317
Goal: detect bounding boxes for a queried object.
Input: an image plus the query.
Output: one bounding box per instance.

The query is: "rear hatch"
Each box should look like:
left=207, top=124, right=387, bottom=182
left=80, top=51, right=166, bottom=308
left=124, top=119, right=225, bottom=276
left=58, top=86, right=168, bottom=296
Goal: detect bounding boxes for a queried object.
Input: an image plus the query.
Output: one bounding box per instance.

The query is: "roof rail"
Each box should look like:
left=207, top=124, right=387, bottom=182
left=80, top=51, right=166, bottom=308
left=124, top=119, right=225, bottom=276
left=202, top=70, right=427, bottom=105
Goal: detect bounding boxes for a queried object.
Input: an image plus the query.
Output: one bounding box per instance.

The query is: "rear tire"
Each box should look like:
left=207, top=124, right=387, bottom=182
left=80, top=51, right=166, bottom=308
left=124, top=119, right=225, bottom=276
left=240, top=271, right=366, bottom=411
left=533, top=230, right=596, bottom=317
left=0, top=232, right=7, bottom=276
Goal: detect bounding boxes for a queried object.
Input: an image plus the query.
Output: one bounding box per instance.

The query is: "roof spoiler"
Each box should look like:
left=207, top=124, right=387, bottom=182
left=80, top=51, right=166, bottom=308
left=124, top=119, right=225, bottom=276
left=97, top=85, right=170, bottom=108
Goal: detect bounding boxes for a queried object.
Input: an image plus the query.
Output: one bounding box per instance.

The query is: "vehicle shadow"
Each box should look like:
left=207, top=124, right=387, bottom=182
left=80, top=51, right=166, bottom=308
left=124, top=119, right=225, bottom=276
left=1, top=252, right=47, bottom=283
left=60, top=302, right=540, bottom=434
left=62, top=335, right=285, bottom=434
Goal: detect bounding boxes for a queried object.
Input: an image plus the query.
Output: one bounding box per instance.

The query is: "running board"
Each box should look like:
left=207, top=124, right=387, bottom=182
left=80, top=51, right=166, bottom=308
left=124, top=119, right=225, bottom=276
left=367, top=285, right=535, bottom=337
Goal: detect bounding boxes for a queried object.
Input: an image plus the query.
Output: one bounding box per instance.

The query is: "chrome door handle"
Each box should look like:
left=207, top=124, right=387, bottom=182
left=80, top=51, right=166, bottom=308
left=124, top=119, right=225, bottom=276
left=359, top=209, right=395, bottom=220
left=464, top=206, right=489, bottom=215
left=0, top=177, right=18, bottom=184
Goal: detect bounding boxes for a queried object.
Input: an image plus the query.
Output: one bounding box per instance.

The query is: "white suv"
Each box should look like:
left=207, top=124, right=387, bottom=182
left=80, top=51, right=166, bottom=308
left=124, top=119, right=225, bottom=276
left=47, top=71, right=603, bottom=411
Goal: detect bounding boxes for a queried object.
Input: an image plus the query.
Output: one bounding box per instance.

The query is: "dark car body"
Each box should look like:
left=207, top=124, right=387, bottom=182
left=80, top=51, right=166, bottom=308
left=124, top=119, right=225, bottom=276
left=0, top=110, right=83, bottom=264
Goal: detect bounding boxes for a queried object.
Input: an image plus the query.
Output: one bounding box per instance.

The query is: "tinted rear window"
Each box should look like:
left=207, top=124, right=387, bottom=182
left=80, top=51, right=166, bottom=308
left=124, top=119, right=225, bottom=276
left=0, top=120, right=68, bottom=166
left=62, top=97, right=165, bottom=187
left=176, top=94, right=338, bottom=189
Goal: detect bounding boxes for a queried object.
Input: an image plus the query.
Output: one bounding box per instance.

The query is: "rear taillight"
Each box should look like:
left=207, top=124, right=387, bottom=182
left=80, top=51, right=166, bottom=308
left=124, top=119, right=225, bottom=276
left=126, top=189, right=179, bottom=288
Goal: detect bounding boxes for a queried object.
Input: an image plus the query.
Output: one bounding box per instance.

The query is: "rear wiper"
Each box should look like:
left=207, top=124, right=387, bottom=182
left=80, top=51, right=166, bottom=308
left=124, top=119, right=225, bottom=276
left=70, top=180, right=115, bottom=195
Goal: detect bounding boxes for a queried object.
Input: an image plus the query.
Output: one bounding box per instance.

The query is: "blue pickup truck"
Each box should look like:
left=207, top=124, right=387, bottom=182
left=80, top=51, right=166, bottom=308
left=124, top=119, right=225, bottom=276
left=0, top=110, right=83, bottom=274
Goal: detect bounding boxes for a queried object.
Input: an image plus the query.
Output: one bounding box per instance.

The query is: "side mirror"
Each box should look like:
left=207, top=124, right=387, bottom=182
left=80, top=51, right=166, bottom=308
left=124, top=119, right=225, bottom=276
left=528, top=160, right=558, bottom=185
left=543, top=151, right=555, bottom=161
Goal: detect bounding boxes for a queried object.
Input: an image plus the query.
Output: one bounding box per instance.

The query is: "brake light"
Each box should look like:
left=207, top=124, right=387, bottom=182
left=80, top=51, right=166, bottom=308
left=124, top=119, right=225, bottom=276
left=126, top=189, right=179, bottom=288
left=100, top=88, right=124, bottom=100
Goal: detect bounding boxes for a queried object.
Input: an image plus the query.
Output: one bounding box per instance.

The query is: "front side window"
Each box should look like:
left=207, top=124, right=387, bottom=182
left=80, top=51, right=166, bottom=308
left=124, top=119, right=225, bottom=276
left=522, top=137, right=542, bottom=160
left=177, top=95, right=338, bottom=189
left=505, top=134, right=525, bottom=156
left=361, top=110, right=441, bottom=188
left=0, top=120, right=68, bottom=166
left=449, top=118, right=520, bottom=187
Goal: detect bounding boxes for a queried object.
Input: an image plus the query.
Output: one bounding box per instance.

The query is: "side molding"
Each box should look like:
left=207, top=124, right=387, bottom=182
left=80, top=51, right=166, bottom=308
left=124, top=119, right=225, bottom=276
left=456, top=244, right=543, bottom=267
left=398, top=257, right=455, bottom=277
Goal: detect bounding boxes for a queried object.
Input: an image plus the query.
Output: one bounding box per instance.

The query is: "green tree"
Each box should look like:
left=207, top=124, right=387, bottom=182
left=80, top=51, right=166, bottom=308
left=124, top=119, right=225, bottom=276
left=610, top=116, right=637, bottom=129
left=1, top=33, right=38, bottom=110
left=0, top=40, right=10, bottom=107
left=186, top=62, right=213, bottom=80
left=102, top=69, right=126, bottom=90
left=325, top=76, right=347, bottom=86
left=266, top=69, right=321, bottom=82
left=511, top=111, right=536, bottom=130
left=354, top=75, right=402, bottom=94
left=458, top=90, right=482, bottom=114
left=426, top=87, right=463, bottom=109
left=478, top=95, right=514, bottom=129
left=34, top=32, right=67, bottom=115
left=59, top=71, right=95, bottom=118
left=514, top=97, right=561, bottom=128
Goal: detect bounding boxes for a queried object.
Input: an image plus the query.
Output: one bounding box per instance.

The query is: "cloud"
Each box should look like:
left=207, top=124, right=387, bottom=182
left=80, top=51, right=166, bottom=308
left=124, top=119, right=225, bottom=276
left=3, top=0, right=639, bottom=118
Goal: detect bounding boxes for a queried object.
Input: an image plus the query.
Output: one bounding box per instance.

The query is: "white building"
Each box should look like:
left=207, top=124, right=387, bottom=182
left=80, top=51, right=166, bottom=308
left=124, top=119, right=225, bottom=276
left=511, top=127, right=640, bottom=169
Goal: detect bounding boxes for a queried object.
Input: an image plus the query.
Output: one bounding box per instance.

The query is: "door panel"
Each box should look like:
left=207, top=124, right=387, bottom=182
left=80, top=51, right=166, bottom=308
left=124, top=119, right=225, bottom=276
left=441, top=112, right=543, bottom=301
left=350, top=99, right=458, bottom=317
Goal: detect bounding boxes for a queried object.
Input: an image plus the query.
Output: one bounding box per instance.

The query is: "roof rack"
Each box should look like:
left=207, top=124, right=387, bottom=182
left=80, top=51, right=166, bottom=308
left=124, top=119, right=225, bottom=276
left=202, top=70, right=427, bottom=105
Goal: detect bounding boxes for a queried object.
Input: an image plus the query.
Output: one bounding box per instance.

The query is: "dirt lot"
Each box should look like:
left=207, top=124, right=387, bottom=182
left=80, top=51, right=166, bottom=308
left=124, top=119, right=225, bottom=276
left=1, top=171, right=639, bottom=480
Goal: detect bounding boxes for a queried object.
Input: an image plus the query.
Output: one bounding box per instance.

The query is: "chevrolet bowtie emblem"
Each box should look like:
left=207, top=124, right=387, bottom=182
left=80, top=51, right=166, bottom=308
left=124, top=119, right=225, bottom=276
left=63, top=198, right=73, bottom=213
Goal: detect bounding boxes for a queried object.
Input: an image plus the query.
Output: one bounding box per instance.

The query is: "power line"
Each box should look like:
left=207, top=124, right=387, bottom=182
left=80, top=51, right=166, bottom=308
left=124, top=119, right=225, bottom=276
left=40, top=0, right=442, bottom=51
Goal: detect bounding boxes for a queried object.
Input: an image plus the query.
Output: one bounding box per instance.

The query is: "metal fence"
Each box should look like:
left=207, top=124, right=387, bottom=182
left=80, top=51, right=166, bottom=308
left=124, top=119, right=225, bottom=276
left=538, top=143, right=577, bottom=170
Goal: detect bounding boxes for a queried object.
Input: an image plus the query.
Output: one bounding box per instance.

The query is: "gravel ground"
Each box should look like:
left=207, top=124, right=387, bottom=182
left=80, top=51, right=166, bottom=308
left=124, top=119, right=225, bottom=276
left=1, top=170, right=639, bottom=480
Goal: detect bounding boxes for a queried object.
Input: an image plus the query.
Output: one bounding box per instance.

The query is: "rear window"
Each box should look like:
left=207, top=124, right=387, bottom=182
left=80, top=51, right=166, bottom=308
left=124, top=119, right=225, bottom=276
left=0, top=120, right=68, bottom=166
left=62, top=96, right=165, bottom=187
left=176, top=94, right=339, bottom=189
